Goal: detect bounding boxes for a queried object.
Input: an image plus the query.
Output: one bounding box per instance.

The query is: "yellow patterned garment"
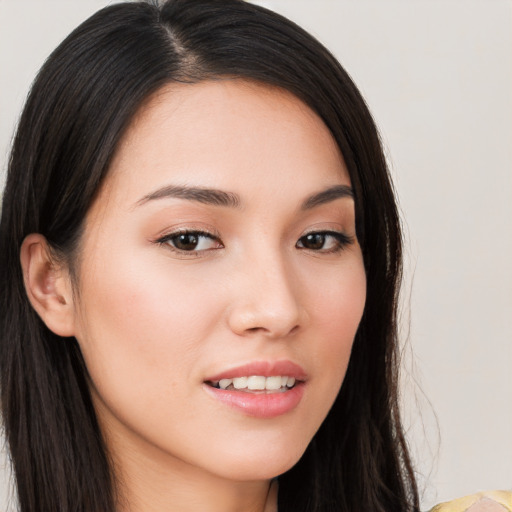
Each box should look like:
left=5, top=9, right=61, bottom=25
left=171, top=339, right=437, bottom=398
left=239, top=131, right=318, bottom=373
left=431, top=491, right=512, bottom=511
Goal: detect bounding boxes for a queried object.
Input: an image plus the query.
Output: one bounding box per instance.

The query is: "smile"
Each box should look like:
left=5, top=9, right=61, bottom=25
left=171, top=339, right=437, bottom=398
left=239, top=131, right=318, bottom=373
left=208, top=375, right=297, bottom=392
left=203, top=361, right=306, bottom=418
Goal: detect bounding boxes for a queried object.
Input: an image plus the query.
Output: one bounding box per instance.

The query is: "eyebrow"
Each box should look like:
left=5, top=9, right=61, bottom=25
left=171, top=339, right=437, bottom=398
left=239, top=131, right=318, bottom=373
left=135, top=183, right=353, bottom=210
left=135, top=185, right=241, bottom=209
left=301, top=184, right=354, bottom=209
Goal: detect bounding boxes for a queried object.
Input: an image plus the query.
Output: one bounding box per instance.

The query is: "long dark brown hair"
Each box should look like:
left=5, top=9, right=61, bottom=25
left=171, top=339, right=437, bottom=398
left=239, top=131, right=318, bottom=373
left=0, top=1, right=419, bottom=510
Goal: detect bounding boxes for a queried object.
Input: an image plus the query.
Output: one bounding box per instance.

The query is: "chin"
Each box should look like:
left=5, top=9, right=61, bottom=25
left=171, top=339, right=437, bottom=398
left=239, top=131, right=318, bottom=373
left=207, top=439, right=308, bottom=482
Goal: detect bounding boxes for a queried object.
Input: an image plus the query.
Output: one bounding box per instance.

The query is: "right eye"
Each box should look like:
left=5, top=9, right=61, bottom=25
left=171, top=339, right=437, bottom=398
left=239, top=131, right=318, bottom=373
left=156, top=230, right=223, bottom=254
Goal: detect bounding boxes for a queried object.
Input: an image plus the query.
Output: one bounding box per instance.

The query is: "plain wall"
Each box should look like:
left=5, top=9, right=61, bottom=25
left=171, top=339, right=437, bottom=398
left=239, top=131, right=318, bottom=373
left=1, top=1, right=511, bottom=510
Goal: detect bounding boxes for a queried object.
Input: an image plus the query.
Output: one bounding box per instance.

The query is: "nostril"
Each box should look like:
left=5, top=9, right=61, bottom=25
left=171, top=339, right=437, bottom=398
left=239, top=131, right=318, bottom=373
left=244, top=324, right=300, bottom=337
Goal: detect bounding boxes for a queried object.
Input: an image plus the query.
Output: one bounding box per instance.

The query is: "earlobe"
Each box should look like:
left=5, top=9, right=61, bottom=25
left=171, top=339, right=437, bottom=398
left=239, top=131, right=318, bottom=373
left=20, top=233, right=76, bottom=337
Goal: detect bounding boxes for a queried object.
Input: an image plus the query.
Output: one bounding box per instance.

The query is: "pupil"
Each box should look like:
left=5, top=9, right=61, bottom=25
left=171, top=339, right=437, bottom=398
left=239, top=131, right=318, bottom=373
left=175, top=234, right=198, bottom=250
left=304, top=233, right=325, bottom=250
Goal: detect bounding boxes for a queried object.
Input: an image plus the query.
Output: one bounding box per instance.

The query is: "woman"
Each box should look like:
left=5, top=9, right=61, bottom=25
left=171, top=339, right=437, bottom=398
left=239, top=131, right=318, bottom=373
left=0, top=0, right=418, bottom=510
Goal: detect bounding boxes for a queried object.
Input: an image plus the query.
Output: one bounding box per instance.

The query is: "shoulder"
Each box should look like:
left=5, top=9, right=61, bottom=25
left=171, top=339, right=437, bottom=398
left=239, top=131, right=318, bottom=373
left=430, top=491, right=512, bottom=512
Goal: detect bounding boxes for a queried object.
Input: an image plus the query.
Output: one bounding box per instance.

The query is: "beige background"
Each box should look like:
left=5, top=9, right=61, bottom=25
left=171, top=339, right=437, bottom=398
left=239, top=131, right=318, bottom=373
left=1, top=1, right=511, bottom=510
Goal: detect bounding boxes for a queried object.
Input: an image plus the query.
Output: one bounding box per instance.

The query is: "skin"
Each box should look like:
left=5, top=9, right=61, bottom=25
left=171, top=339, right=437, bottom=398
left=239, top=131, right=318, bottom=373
left=22, top=80, right=366, bottom=512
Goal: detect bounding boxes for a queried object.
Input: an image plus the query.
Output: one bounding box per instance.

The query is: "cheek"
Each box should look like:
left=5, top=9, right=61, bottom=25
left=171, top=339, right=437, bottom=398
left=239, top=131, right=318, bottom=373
left=306, top=255, right=366, bottom=347
left=72, top=251, right=233, bottom=472
left=80, top=242, right=217, bottom=335
left=73, top=248, right=221, bottom=408
left=295, top=253, right=366, bottom=426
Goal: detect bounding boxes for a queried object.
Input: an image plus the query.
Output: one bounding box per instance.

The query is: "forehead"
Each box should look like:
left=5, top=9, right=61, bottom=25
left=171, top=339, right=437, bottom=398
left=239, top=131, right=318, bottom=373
left=102, top=79, right=349, bottom=206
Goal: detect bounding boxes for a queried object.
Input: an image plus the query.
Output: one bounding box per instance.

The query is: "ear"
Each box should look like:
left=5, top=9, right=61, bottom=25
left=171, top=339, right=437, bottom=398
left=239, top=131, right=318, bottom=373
left=20, top=233, right=76, bottom=337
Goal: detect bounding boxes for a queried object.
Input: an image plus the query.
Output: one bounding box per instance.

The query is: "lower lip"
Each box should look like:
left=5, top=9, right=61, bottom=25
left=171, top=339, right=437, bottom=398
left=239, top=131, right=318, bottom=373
left=203, top=383, right=305, bottom=418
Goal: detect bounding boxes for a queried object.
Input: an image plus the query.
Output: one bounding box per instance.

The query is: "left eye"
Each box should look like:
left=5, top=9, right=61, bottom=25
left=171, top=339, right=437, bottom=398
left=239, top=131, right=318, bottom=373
left=158, top=231, right=222, bottom=252
left=296, top=231, right=351, bottom=252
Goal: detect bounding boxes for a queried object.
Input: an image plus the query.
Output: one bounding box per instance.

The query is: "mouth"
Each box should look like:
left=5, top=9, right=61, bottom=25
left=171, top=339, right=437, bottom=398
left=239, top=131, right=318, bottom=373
left=205, top=375, right=298, bottom=393
left=202, top=361, right=306, bottom=418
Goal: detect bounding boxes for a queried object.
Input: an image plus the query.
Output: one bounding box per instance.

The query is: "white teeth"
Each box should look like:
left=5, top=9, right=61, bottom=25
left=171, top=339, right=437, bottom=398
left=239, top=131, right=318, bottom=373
left=233, top=377, right=248, bottom=389
left=212, top=375, right=298, bottom=391
left=265, top=376, right=282, bottom=390
left=219, top=379, right=232, bottom=390
left=247, top=376, right=266, bottom=390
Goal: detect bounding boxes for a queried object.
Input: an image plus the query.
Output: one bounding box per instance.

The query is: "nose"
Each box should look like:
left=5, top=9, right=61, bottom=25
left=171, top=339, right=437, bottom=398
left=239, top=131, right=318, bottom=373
left=226, top=251, right=306, bottom=339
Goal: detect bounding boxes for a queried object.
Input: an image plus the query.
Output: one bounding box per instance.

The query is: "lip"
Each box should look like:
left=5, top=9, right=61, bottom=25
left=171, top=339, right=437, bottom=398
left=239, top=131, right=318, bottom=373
left=204, top=360, right=307, bottom=382
left=203, top=382, right=305, bottom=418
left=203, top=360, right=307, bottom=418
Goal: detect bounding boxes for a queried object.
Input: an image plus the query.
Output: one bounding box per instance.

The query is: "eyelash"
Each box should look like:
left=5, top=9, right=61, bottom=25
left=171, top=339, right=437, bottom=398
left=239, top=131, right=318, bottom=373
left=296, top=231, right=354, bottom=254
left=155, top=229, right=354, bottom=257
left=156, top=229, right=223, bottom=257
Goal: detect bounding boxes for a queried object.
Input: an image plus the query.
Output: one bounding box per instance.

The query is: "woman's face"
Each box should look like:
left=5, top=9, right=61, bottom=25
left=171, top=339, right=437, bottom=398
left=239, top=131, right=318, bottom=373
left=71, top=80, right=366, bottom=482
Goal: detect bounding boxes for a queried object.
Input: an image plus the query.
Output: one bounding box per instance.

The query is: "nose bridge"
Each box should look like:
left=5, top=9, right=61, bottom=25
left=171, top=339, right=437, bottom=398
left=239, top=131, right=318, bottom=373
left=228, top=243, right=304, bottom=338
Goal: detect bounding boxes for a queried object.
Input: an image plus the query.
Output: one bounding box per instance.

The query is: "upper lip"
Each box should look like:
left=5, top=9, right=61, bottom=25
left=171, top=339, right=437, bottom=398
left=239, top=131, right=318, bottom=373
left=204, top=360, right=307, bottom=382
